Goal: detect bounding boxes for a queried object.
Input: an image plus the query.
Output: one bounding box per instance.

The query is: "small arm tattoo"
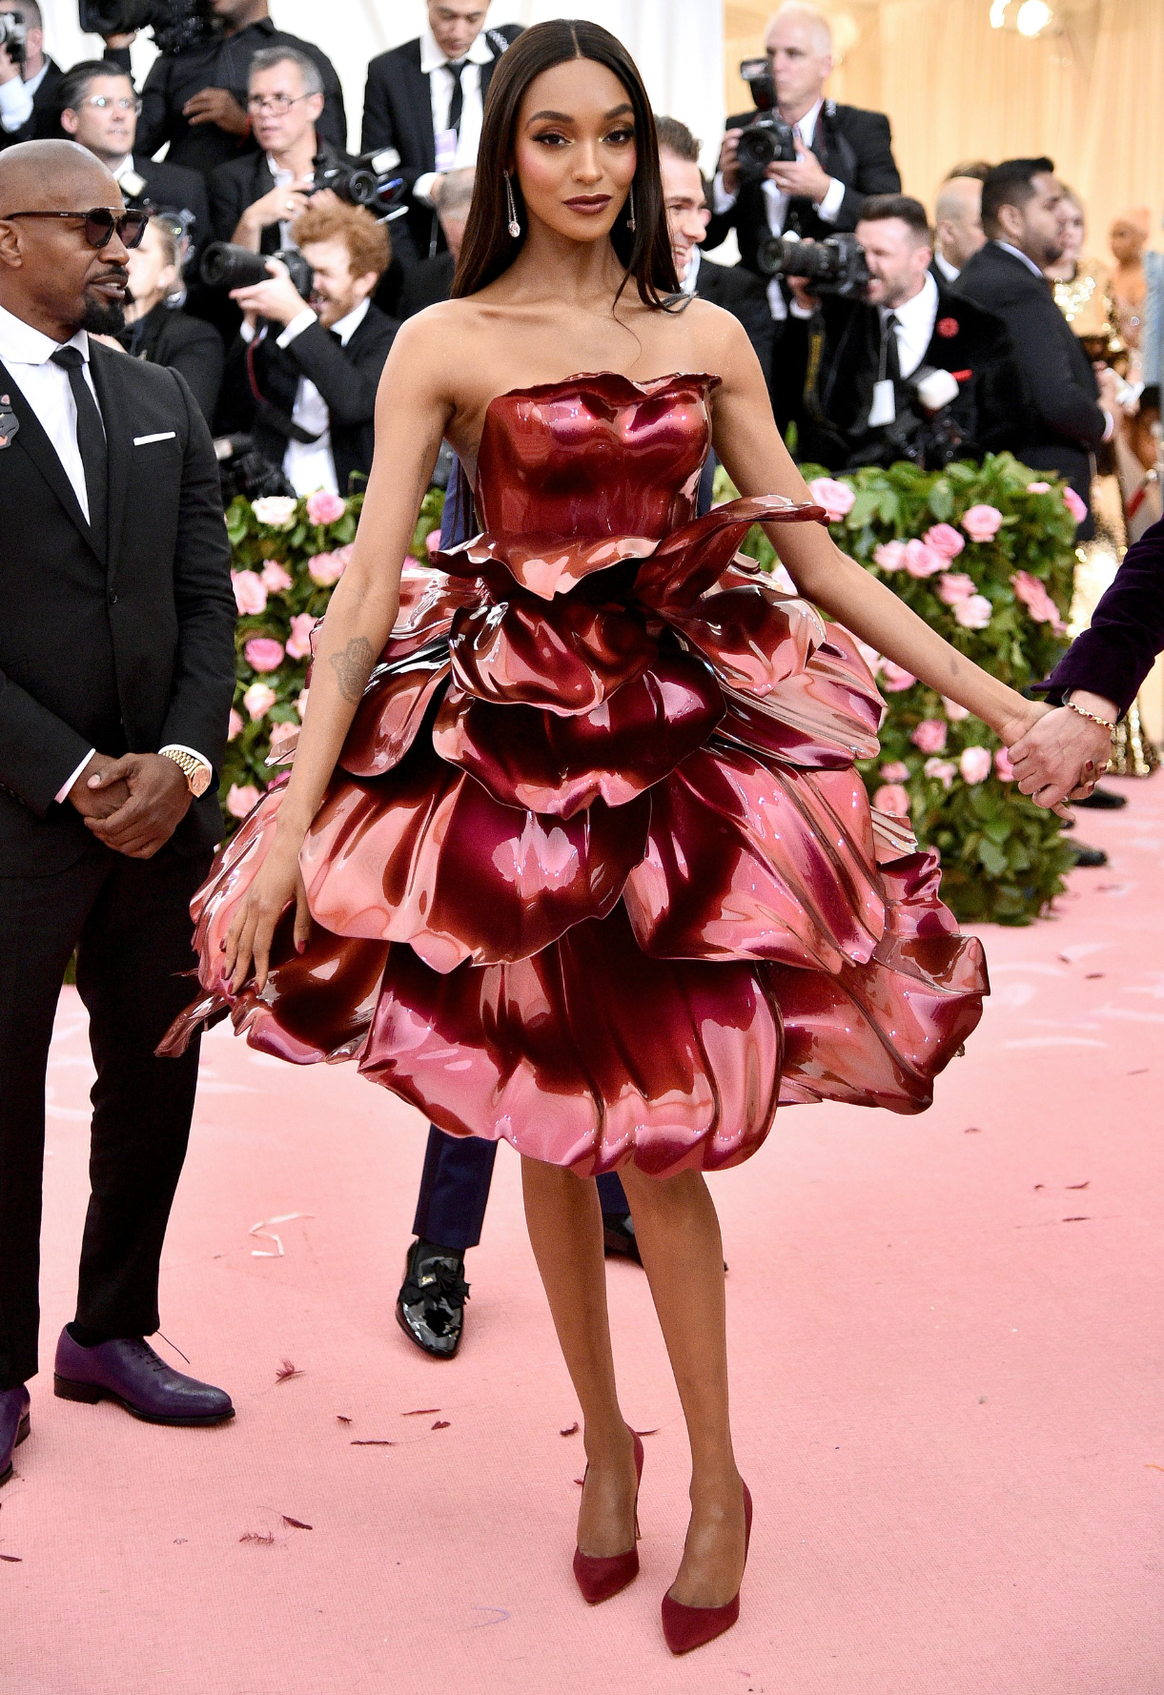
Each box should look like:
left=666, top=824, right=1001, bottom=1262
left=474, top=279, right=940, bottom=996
left=329, top=636, right=375, bottom=703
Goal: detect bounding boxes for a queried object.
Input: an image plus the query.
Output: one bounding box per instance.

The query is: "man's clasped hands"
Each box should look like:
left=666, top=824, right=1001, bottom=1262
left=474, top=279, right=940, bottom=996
left=67, top=752, right=192, bottom=859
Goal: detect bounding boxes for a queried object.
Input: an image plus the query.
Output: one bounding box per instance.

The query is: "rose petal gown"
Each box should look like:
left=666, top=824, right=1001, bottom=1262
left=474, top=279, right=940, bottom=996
left=164, top=372, right=988, bottom=1178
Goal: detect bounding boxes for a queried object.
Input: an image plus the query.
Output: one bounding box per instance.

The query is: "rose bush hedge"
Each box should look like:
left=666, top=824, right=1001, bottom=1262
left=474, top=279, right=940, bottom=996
left=716, top=454, right=1079, bottom=924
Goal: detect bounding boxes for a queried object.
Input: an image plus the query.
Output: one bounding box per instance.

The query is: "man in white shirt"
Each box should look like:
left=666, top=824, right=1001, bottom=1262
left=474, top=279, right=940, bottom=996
left=0, top=0, right=63, bottom=149
left=361, top=3, right=521, bottom=268
left=933, top=174, right=987, bottom=284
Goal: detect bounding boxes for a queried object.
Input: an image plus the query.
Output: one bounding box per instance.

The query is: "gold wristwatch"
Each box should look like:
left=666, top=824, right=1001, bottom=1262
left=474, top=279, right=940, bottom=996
left=160, top=746, right=212, bottom=798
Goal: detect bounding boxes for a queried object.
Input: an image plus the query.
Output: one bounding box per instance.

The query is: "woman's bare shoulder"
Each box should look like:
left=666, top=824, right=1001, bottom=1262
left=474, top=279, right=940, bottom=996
left=679, top=294, right=756, bottom=363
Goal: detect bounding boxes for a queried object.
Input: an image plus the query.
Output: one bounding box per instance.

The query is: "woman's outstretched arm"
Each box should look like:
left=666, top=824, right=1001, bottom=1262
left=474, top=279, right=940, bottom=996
left=702, top=310, right=1046, bottom=746
left=223, top=313, right=455, bottom=990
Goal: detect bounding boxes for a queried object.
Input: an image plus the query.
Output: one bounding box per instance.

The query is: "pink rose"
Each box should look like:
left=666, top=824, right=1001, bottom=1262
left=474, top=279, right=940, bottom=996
left=231, top=570, right=268, bottom=616
left=244, top=636, right=285, bottom=673
left=937, top=571, right=976, bottom=606
left=306, top=489, right=347, bottom=526
left=961, top=503, right=1004, bottom=544
left=872, top=783, right=911, bottom=816
left=880, top=660, right=917, bottom=693
left=228, top=708, right=244, bottom=741
left=995, top=747, right=1015, bottom=782
left=307, top=543, right=353, bottom=586
left=226, top=782, right=261, bottom=819
left=295, top=688, right=309, bottom=720
left=1026, top=481, right=1051, bottom=494
left=807, top=476, right=856, bottom=522
left=941, top=695, right=970, bottom=722
left=924, top=523, right=965, bottom=561
left=260, top=561, right=293, bottom=593
left=873, top=540, right=908, bottom=573
left=880, top=761, right=910, bottom=782
left=1062, top=486, right=1087, bottom=524
left=959, top=745, right=992, bottom=784
left=243, top=681, right=277, bottom=721
left=905, top=538, right=944, bottom=578
left=425, top=528, right=442, bottom=559
left=1011, top=570, right=1066, bottom=634
left=268, top=720, right=298, bottom=750
left=923, top=757, right=957, bottom=790
left=286, top=612, right=318, bottom=661
left=911, top=718, right=948, bottom=754
left=954, top=594, right=993, bottom=630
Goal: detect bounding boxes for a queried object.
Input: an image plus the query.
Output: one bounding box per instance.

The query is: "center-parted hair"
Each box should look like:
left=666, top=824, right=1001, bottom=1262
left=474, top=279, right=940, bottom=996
left=452, top=19, right=679, bottom=308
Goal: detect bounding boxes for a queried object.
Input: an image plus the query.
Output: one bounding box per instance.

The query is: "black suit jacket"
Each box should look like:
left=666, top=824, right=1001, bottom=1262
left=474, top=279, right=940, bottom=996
left=225, top=302, right=399, bottom=496
left=1041, top=515, right=1164, bottom=714
left=704, top=101, right=901, bottom=277
left=360, top=25, right=521, bottom=265
left=207, top=139, right=347, bottom=252
left=954, top=241, right=1106, bottom=525
left=0, top=340, right=236, bottom=873
left=799, top=278, right=1026, bottom=471
left=693, top=255, right=775, bottom=376
left=396, top=249, right=456, bottom=317
left=123, top=301, right=224, bottom=426
left=0, top=55, right=64, bottom=149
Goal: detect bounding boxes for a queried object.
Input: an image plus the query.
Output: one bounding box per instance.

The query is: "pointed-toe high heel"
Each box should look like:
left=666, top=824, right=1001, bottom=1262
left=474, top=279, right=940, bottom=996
left=661, top=1481, right=752, bottom=1655
left=572, top=1429, right=645, bottom=1604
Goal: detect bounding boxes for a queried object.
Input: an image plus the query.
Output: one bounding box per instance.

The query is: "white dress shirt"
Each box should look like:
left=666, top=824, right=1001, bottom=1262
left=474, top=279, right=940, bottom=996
left=413, top=24, right=493, bottom=207
left=881, top=270, right=939, bottom=380
left=933, top=250, right=960, bottom=284
left=712, top=98, right=846, bottom=320
left=280, top=297, right=370, bottom=496
left=0, top=56, right=49, bottom=133
left=0, top=303, right=208, bottom=801
left=679, top=246, right=701, bottom=296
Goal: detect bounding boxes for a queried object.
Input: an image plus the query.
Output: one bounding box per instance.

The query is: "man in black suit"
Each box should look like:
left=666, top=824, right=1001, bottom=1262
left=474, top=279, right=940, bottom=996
left=361, top=2, right=520, bottom=269
left=100, top=0, right=346, bottom=182
left=0, top=0, right=62, bottom=149
left=0, top=140, right=237, bottom=1482
left=704, top=3, right=900, bottom=426
left=223, top=198, right=396, bottom=496
left=58, top=61, right=211, bottom=271
left=954, top=158, right=1121, bottom=540
left=394, top=165, right=472, bottom=318
left=792, top=194, right=1024, bottom=471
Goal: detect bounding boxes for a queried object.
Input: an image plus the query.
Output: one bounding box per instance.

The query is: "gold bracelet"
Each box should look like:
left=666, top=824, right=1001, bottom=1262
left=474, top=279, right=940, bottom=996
left=1065, top=697, right=1116, bottom=732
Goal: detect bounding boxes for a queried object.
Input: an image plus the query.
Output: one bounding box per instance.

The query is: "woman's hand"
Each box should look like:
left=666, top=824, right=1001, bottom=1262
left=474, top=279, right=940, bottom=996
left=222, top=830, right=311, bottom=995
left=1008, top=700, right=1115, bottom=814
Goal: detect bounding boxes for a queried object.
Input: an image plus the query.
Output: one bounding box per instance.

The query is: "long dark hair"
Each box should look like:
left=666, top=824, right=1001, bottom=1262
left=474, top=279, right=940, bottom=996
left=452, top=20, right=679, bottom=308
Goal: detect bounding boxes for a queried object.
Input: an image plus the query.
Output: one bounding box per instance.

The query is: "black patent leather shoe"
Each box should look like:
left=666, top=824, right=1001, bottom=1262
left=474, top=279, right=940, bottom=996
left=1074, top=786, right=1126, bottom=810
left=602, top=1211, right=644, bottom=1266
left=1067, top=841, right=1109, bottom=868
left=0, top=1386, right=30, bottom=1487
left=395, top=1240, right=470, bottom=1359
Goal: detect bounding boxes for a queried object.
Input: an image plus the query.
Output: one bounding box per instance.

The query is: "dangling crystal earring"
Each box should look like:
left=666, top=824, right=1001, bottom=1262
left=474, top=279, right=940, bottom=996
left=504, top=171, right=521, bottom=239
left=626, top=183, right=636, bottom=232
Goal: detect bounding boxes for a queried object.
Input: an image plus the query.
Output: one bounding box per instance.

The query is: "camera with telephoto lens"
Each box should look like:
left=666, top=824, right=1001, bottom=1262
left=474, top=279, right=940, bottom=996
left=312, top=149, right=409, bottom=220
left=77, top=0, right=216, bottom=55
left=734, top=56, right=797, bottom=183
left=213, top=433, right=293, bottom=504
left=200, top=242, right=314, bottom=299
left=0, top=11, right=27, bottom=64
left=756, top=231, right=871, bottom=299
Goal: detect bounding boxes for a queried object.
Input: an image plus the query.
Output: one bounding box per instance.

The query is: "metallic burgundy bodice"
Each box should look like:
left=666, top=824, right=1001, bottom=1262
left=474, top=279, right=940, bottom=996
left=475, top=372, right=715, bottom=538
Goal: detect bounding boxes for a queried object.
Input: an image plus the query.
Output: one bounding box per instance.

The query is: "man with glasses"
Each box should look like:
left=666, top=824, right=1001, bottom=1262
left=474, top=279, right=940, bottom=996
left=58, top=61, right=210, bottom=270
left=101, top=0, right=345, bottom=182
left=0, top=139, right=238, bottom=1488
left=0, top=0, right=63, bottom=150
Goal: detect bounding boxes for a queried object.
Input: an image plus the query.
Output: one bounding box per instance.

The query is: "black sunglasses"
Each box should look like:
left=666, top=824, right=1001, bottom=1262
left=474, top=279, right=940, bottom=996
left=2, top=207, right=151, bottom=249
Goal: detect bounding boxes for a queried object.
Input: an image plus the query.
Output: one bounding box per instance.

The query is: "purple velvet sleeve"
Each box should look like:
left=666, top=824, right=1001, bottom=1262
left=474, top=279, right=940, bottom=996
left=1038, top=515, right=1164, bottom=715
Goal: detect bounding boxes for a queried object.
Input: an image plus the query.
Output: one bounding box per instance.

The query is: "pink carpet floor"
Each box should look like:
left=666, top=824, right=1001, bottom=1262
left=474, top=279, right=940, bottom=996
left=5, top=775, right=1163, bottom=1695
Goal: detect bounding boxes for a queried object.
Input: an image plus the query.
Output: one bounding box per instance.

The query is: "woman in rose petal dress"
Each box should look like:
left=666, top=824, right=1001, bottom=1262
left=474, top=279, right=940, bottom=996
left=164, top=21, right=1059, bottom=1655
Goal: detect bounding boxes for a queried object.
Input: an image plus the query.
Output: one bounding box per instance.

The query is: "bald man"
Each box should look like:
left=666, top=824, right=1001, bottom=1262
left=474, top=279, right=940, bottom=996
left=705, top=1, right=901, bottom=426
left=0, top=141, right=237, bottom=1486
left=933, top=176, right=986, bottom=283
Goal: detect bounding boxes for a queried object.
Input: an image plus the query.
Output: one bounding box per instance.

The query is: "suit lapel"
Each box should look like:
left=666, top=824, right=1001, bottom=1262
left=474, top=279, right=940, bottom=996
left=87, top=342, right=130, bottom=581
left=408, top=41, right=436, bottom=171
left=0, top=357, right=99, bottom=555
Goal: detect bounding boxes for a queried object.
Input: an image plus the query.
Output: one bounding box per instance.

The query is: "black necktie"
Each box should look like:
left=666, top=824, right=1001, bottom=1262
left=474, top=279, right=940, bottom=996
left=883, top=312, right=902, bottom=386
left=51, top=345, right=107, bottom=555
left=446, top=60, right=466, bottom=136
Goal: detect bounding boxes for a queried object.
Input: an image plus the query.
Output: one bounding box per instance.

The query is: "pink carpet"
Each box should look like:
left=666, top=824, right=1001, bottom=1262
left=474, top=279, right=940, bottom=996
left=6, top=775, right=1162, bottom=1694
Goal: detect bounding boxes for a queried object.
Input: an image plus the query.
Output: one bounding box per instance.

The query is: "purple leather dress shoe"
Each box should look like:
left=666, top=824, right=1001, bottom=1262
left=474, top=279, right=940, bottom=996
left=1, top=1386, right=30, bottom=1486
left=53, top=1330, right=234, bottom=1426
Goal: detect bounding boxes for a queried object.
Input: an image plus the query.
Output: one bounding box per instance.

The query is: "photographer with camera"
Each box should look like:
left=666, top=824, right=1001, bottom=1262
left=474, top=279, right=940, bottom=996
left=0, top=1, right=62, bottom=148
left=219, top=198, right=396, bottom=497
left=58, top=60, right=210, bottom=264
left=97, top=0, right=345, bottom=182
left=119, top=211, right=223, bottom=422
left=706, top=3, right=900, bottom=426
left=788, top=195, right=1024, bottom=473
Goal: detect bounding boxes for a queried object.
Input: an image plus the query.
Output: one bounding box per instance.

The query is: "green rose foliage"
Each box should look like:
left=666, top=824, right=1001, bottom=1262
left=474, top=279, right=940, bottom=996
left=715, top=455, right=1078, bottom=924
left=220, top=485, right=445, bottom=825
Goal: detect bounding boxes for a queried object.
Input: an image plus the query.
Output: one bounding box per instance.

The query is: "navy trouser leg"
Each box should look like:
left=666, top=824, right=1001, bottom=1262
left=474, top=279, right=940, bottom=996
left=595, top=1172, right=629, bottom=1215
left=412, top=1127, right=498, bottom=1253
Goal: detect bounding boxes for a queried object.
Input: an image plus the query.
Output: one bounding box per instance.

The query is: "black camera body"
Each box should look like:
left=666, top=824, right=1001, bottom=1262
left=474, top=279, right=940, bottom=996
left=213, top=433, right=294, bottom=502
left=312, top=149, right=409, bottom=220
left=735, top=56, right=797, bottom=183
left=0, top=11, right=27, bottom=65
left=78, top=0, right=217, bottom=56
left=200, top=242, right=314, bottom=300
left=756, top=232, right=871, bottom=300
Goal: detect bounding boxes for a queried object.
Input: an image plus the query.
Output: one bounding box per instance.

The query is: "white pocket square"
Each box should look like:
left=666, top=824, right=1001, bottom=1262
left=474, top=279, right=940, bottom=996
left=133, top=431, right=177, bottom=446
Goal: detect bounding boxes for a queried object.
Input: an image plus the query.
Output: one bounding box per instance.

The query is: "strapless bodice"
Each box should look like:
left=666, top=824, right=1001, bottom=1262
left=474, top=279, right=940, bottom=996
left=475, top=371, right=717, bottom=538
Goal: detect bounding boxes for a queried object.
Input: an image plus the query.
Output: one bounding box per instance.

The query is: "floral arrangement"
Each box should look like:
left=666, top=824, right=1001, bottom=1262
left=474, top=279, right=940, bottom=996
left=717, top=455, right=1080, bottom=924
left=219, top=485, right=444, bottom=818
